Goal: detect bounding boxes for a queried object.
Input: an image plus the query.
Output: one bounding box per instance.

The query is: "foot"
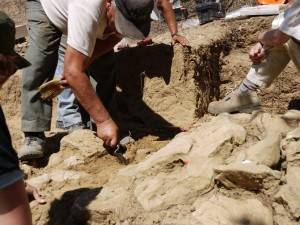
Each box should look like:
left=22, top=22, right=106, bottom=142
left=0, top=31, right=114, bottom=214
left=18, top=136, right=45, bottom=161
left=208, top=90, right=261, bottom=115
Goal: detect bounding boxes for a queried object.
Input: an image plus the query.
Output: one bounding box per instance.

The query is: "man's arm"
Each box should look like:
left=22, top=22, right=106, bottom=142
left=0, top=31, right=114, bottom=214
left=258, top=29, right=290, bottom=48
left=249, top=29, right=290, bottom=64
left=156, top=0, right=188, bottom=46
left=63, top=35, right=120, bottom=147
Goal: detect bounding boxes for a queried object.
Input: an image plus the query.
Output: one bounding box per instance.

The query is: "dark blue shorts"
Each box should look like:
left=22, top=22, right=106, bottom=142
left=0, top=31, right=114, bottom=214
left=0, top=106, right=23, bottom=189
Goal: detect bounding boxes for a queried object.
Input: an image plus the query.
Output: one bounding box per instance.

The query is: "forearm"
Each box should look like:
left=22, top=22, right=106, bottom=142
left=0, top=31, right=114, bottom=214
left=157, top=0, right=178, bottom=35
left=259, top=29, right=289, bottom=48
left=65, top=69, right=111, bottom=124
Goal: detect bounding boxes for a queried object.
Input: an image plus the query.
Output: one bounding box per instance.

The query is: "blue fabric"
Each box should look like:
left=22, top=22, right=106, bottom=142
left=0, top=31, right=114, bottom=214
left=54, top=51, right=83, bottom=128
left=0, top=106, right=23, bottom=189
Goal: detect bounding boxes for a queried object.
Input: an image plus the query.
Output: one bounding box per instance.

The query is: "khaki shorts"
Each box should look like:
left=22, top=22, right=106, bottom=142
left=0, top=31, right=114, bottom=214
left=246, top=39, right=300, bottom=88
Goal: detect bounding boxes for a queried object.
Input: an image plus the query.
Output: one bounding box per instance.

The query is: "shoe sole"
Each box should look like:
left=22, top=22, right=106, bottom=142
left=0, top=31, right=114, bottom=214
left=237, top=105, right=261, bottom=113
left=18, top=152, right=44, bottom=161
left=209, top=104, right=261, bottom=115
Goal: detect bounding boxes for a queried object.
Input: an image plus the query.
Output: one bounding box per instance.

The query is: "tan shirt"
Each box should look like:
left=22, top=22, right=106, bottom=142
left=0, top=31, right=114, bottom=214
left=40, top=0, right=107, bottom=57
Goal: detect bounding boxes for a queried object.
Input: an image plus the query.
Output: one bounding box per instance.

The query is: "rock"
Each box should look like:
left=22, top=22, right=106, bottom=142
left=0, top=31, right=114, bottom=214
left=84, top=114, right=247, bottom=224
left=273, top=202, right=299, bottom=225
left=27, top=174, right=51, bottom=188
left=63, top=155, right=85, bottom=167
left=192, top=195, right=273, bottom=225
left=214, top=162, right=281, bottom=194
left=286, top=127, right=300, bottom=140
left=275, top=166, right=300, bottom=219
left=253, top=113, right=293, bottom=136
left=20, top=164, right=32, bottom=178
left=282, top=110, right=300, bottom=122
left=244, top=135, right=281, bottom=168
left=234, top=113, right=293, bottom=168
left=46, top=129, right=106, bottom=169
left=281, top=132, right=300, bottom=167
left=60, top=130, right=105, bottom=159
left=27, top=170, right=88, bottom=188
left=47, top=152, right=64, bottom=168
left=49, top=169, right=88, bottom=183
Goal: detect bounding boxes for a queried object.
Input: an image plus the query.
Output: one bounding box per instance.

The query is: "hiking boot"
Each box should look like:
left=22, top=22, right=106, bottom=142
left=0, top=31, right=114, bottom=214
left=208, top=91, right=261, bottom=114
left=18, top=136, right=45, bottom=161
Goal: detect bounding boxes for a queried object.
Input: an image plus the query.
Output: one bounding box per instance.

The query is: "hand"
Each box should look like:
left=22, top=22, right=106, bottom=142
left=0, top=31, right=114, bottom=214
left=137, top=37, right=153, bottom=46
left=249, top=42, right=268, bottom=64
left=172, top=34, right=189, bottom=46
left=25, top=183, right=46, bottom=204
left=96, top=118, right=119, bottom=148
left=59, top=74, right=69, bottom=88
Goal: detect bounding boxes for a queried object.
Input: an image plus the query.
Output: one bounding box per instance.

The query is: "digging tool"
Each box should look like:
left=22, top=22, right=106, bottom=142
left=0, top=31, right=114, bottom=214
left=113, top=144, right=129, bottom=165
left=38, top=79, right=66, bottom=100
left=106, top=144, right=129, bottom=165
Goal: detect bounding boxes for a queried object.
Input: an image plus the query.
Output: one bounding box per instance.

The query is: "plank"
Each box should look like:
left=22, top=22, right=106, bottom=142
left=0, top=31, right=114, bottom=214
left=15, top=24, right=27, bottom=39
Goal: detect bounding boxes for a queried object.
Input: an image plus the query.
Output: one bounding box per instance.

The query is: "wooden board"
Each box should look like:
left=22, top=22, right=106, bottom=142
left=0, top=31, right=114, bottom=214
left=15, top=24, right=27, bottom=39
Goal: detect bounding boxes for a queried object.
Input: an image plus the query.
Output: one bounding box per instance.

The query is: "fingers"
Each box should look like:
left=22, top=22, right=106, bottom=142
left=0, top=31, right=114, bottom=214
left=109, top=136, right=118, bottom=148
left=60, top=79, right=69, bottom=88
left=103, top=134, right=118, bottom=148
left=33, top=189, right=47, bottom=204
left=172, top=35, right=189, bottom=47
left=59, top=75, right=70, bottom=88
left=25, top=183, right=47, bottom=204
left=96, top=118, right=119, bottom=149
left=249, top=42, right=267, bottom=64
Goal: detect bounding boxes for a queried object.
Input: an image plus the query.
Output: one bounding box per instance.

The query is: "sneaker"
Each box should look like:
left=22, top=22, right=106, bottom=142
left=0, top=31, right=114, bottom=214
left=56, top=121, right=64, bottom=129
left=208, top=91, right=261, bottom=114
left=56, top=121, right=84, bottom=133
left=18, top=136, right=45, bottom=161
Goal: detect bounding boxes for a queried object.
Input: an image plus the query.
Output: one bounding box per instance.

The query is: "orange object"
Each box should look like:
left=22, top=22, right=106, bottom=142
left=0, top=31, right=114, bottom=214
left=257, top=0, right=286, bottom=4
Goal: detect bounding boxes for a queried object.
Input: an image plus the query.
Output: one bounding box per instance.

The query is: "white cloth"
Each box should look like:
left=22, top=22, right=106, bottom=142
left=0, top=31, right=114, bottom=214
left=40, top=0, right=107, bottom=57
left=151, top=0, right=181, bottom=21
left=279, top=1, right=300, bottom=41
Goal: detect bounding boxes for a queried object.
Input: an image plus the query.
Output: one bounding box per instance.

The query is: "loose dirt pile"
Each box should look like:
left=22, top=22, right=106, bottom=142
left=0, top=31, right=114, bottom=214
left=73, top=112, right=299, bottom=225
left=1, top=13, right=300, bottom=225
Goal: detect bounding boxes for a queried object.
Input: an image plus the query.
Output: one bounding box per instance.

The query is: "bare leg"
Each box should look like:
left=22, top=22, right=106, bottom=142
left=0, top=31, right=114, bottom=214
left=0, top=180, right=32, bottom=225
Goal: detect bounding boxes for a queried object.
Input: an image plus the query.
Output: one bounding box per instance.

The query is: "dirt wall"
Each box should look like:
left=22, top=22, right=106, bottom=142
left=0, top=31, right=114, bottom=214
left=115, top=21, right=233, bottom=133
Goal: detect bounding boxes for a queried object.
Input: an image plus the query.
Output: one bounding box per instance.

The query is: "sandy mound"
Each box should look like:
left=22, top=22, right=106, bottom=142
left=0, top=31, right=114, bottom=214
left=29, top=113, right=300, bottom=225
